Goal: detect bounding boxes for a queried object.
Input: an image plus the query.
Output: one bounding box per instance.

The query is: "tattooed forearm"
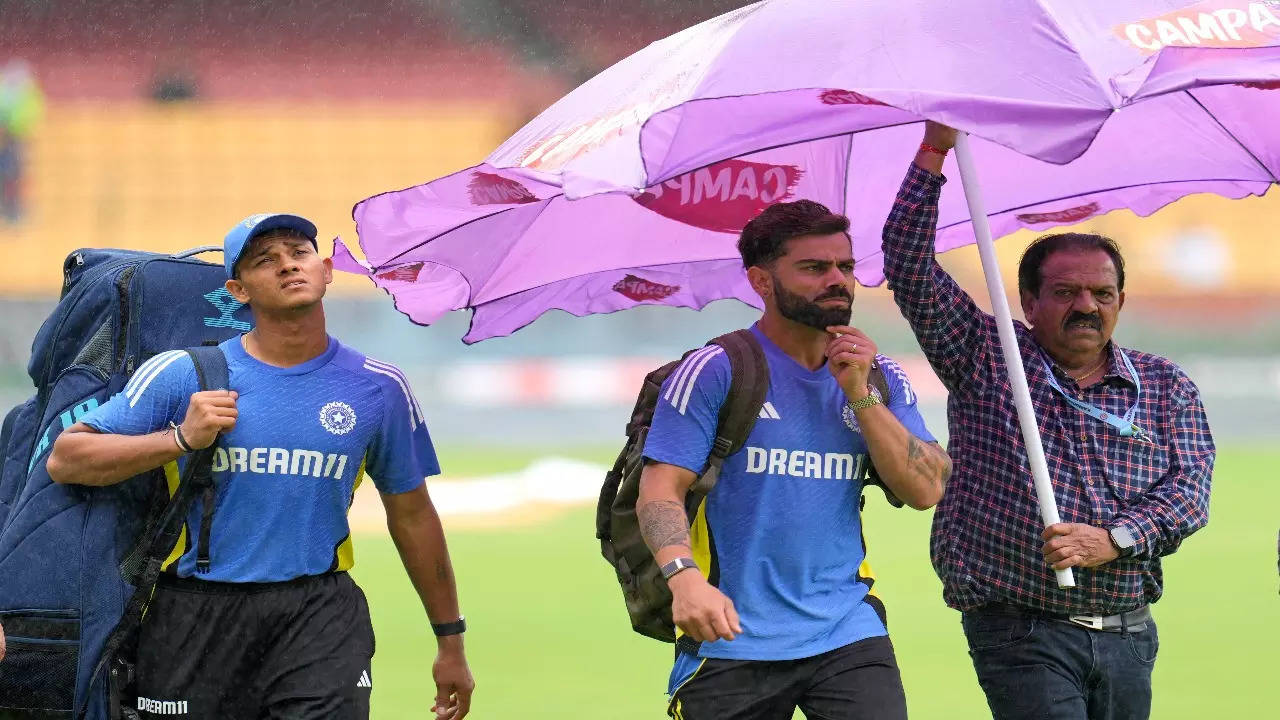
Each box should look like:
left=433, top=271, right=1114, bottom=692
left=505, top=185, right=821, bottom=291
left=637, top=499, right=691, bottom=554
left=907, top=436, right=925, bottom=462
left=906, top=437, right=952, bottom=491
left=435, top=559, right=452, bottom=583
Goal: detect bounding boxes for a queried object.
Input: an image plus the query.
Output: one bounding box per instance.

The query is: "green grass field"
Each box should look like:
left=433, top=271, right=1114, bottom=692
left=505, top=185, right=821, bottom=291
left=352, top=445, right=1278, bottom=719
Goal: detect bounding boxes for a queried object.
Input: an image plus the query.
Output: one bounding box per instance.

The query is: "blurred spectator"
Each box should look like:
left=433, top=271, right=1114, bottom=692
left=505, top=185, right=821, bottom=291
left=0, top=60, right=44, bottom=224
left=149, top=56, right=200, bottom=103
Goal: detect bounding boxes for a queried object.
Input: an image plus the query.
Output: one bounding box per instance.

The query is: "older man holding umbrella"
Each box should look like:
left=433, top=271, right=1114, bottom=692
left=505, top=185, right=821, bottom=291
left=882, top=121, right=1215, bottom=719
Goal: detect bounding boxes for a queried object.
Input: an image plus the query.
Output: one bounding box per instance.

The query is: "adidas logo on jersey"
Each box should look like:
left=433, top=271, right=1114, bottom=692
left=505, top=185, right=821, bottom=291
left=757, top=402, right=781, bottom=419
left=356, top=669, right=373, bottom=688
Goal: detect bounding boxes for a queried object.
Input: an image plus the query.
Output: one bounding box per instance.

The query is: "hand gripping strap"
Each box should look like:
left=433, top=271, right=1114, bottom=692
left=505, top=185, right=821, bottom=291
left=184, top=346, right=228, bottom=574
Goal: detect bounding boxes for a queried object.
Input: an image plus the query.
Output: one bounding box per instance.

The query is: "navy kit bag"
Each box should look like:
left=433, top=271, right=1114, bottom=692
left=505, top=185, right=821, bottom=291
left=0, top=247, right=250, bottom=719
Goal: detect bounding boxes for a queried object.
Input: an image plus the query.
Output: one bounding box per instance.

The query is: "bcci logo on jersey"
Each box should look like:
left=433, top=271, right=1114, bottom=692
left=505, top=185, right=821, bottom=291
left=842, top=385, right=883, bottom=433
left=320, top=401, right=357, bottom=435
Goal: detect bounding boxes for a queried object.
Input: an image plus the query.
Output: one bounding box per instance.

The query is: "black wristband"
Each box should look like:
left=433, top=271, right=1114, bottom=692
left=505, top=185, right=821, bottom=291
left=170, top=422, right=194, bottom=453
left=432, top=616, right=466, bottom=637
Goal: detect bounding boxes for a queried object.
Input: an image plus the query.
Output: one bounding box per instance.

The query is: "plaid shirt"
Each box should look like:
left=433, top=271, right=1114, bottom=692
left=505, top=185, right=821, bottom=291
left=882, top=165, right=1215, bottom=616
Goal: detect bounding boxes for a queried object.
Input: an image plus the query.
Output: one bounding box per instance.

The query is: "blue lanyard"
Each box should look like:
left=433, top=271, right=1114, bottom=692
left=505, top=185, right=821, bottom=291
left=1039, top=349, right=1148, bottom=440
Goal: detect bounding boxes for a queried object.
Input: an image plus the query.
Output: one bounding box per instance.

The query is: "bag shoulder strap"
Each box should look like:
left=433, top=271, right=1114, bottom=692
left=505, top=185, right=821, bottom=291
left=710, top=329, right=768, bottom=458
left=869, top=360, right=890, bottom=404
left=863, top=359, right=904, bottom=508
left=91, top=346, right=229, bottom=718
left=186, top=345, right=229, bottom=393
left=182, top=345, right=228, bottom=575
left=688, top=329, right=768, bottom=498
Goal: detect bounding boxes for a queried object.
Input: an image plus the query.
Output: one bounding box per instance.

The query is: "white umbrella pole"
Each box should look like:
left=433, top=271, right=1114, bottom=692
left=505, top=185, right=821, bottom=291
left=952, top=132, right=1075, bottom=589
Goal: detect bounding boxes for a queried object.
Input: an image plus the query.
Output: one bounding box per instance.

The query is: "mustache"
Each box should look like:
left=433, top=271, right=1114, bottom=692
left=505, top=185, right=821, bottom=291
left=1064, top=312, right=1102, bottom=330
left=814, top=288, right=852, bottom=302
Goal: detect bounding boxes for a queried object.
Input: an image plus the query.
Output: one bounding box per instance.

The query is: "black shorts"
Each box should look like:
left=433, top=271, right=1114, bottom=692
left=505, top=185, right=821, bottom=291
left=133, top=572, right=374, bottom=720
left=667, top=635, right=907, bottom=720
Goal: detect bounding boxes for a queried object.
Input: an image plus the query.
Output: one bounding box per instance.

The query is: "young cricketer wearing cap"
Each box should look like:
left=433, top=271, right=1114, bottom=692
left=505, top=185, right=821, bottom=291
left=48, top=214, right=474, bottom=720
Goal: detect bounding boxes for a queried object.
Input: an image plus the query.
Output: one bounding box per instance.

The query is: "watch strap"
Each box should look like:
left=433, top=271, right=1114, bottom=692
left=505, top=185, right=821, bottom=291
left=431, top=616, right=467, bottom=637
left=847, top=390, right=882, bottom=411
left=661, top=557, right=698, bottom=580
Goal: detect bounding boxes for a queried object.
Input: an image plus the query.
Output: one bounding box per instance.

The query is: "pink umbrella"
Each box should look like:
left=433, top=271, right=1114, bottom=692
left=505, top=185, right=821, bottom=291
left=341, top=0, right=1280, bottom=585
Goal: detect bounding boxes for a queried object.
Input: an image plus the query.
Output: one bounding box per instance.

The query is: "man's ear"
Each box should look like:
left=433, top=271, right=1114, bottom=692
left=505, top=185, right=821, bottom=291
left=746, top=265, right=771, bottom=300
left=1019, top=289, right=1036, bottom=321
left=322, top=256, right=333, bottom=286
left=226, top=278, right=250, bottom=304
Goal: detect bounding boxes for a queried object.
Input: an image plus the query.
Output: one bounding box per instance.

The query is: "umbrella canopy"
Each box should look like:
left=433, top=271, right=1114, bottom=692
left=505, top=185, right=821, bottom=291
left=343, top=0, right=1280, bottom=342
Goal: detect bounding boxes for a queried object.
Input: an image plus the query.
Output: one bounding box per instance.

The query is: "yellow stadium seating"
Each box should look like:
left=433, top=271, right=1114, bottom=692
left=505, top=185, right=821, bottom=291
left=0, top=102, right=513, bottom=295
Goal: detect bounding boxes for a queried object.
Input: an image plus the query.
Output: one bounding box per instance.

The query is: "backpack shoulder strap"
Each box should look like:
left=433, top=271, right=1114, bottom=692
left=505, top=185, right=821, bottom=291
left=183, top=345, right=228, bottom=575
left=863, top=359, right=904, bottom=508
left=711, top=329, right=768, bottom=458
left=93, top=345, right=231, bottom=716
left=186, top=344, right=229, bottom=393
left=688, top=329, right=768, bottom=498
left=869, top=359, right=890, bottom=404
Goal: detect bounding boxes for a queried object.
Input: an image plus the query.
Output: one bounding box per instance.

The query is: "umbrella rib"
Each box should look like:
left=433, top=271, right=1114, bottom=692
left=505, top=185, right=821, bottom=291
left=934, top=177, right=1270, bottom=232
left=1186, top=90, right=1279, bottom=185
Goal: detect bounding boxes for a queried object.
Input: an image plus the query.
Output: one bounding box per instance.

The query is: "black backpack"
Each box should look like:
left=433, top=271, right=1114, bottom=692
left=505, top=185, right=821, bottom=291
left=595, top=329, right=896, bottom=643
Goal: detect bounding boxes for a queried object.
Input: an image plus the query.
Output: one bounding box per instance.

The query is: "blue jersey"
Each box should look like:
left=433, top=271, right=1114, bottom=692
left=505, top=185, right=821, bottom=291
left=81, top=335, right=439, bottom=583
left=644, top=324, right=935, bottom=661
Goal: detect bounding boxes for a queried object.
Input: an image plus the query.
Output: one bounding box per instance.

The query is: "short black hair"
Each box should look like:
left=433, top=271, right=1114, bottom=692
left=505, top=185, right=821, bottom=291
left=1018, top=233, right=1125, bottom=297
left=738, top=200, right=850, bottom=269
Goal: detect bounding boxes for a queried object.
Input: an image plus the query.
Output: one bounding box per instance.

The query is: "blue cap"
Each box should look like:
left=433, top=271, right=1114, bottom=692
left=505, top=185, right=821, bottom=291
left=224, top=213, right=318, bottom=278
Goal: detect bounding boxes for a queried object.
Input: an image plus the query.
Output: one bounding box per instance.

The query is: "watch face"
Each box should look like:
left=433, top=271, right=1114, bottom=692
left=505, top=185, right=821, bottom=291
left=1111, top=526, right=1135, bottom=548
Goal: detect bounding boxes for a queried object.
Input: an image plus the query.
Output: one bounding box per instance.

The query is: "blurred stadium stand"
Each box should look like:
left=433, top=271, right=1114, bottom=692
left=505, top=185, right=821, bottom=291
left=0, top=0, right=1274, bottom=444
left=2, top=0, right=529, bottom=100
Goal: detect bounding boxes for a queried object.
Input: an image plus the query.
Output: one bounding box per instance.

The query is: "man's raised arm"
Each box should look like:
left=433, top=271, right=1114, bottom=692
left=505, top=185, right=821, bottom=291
left=882, top=122, right=991, bottom=392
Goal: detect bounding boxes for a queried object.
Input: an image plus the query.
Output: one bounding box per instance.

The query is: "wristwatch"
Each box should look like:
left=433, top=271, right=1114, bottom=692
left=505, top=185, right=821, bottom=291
left=847, top=389, right=882, bottom=412
left=661, top=557, right=698, bottom=581
left=1108, top=526, right=1136, bottom=557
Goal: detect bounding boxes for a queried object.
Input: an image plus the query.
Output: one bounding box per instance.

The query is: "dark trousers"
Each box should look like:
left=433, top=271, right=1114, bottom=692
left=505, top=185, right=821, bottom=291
left=135, top=572, right=374, bottom=720
left=962, top=606, right=1158, bottom=720
left=668, top=635, right=907, bottom=720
